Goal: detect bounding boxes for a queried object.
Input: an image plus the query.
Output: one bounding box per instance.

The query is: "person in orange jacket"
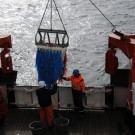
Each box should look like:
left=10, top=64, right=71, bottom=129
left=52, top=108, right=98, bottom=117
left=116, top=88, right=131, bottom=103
left=63, top=69, right=86, bottom=117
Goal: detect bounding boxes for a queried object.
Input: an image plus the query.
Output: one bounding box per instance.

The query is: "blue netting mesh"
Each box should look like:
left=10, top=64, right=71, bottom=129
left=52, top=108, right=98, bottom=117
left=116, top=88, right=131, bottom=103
left=35, top=48, right=64, bottom=89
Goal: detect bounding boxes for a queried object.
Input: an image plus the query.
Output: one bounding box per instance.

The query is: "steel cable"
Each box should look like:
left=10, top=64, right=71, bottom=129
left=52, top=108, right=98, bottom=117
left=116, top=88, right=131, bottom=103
left=88, top=0, right=116, bottom=29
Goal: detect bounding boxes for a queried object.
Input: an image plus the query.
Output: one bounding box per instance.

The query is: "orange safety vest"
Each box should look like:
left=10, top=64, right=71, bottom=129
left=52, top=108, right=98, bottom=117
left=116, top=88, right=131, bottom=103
left=66, top=74, right=86, bottom=92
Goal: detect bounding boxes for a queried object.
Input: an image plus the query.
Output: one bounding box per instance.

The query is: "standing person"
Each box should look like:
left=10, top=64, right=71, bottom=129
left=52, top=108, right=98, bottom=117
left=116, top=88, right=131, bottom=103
left=63, top=69, right=86, bottom=117
left=36, top=81, right=57, bottom=130
left=0, top=88, right=8, bottom=134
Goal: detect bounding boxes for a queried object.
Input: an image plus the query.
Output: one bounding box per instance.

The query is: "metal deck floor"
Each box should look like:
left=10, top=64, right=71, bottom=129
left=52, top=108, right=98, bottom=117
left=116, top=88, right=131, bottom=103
left=3, top=108, right=127, bottom=135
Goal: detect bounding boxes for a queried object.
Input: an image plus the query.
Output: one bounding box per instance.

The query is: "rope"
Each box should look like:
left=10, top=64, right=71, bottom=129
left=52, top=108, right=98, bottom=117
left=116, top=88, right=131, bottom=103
left=50, top=0, right=53, bottom=30
left=88, top=0, right=116, bottom=29
left=52, top=0, right=66, bottom=31
left=38, top=0, right=50, bottom=29
left=38, top=0, right=66, bottom=31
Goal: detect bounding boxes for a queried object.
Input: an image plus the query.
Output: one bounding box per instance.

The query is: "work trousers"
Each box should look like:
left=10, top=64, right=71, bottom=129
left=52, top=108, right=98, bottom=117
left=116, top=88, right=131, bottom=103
left=39, top=105, right=54, bottom=127
left=72, top=89, right=84, bottom=112
left=0, top=117, right=5, bottom=135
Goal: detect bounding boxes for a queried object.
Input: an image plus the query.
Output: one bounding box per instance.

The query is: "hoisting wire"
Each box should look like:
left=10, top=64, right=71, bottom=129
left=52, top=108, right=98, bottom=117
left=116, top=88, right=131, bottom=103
left=50, top=0, right=52, bottom=30
left=38, top=0, right=66, bottom=31
left=52, top=0, right=66, bottom=31
left=38, top=0, right=50, bottom=29
left=88, top=0, right=116, bottom=29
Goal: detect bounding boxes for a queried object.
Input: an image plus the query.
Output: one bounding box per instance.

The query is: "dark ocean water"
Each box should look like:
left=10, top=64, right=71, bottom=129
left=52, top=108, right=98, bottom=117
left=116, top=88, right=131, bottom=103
left=0, top=0, right=135, bottom=86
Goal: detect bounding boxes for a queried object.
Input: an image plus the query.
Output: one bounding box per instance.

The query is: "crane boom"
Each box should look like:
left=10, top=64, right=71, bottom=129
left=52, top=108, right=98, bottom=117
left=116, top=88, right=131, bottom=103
left=106, top=29, right=135, bottom=112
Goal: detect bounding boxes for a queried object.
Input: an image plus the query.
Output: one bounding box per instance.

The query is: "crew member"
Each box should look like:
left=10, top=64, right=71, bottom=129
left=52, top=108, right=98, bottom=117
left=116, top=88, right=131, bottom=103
left=63, top=69, right=86, bottom=117
left=36, top=81, right=57, bottom=129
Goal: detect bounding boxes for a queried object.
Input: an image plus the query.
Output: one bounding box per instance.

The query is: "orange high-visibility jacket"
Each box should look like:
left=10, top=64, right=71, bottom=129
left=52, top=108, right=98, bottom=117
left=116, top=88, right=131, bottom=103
left=66, top=74, right=86, bottom=92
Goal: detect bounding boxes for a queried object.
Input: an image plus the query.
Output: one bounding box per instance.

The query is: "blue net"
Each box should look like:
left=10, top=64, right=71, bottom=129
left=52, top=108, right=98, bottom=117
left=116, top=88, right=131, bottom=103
left=35, top=48, right=64, bottom=89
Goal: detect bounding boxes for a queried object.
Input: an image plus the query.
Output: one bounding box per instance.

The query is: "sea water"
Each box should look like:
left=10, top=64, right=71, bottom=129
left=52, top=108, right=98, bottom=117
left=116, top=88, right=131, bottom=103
left=0, top=0, right=135, bottom=87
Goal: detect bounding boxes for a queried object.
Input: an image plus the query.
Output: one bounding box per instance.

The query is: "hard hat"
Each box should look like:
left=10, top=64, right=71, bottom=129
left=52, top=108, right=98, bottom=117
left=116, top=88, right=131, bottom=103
left=73, top=69, right=79, bottom=75
left=38, top=81, right=45, bottom=88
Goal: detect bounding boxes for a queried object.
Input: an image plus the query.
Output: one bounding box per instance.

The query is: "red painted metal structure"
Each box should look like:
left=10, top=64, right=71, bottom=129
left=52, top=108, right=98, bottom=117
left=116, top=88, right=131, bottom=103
left=105, top=29, right=135, bottom=112
left=0, top=35, right=13, bottom=73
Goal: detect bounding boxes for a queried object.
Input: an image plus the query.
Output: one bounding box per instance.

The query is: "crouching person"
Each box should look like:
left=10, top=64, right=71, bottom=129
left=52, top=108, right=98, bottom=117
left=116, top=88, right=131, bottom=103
left=0, top=88, right=8, bottom=134
left=36, top=81, right=57, bottom=130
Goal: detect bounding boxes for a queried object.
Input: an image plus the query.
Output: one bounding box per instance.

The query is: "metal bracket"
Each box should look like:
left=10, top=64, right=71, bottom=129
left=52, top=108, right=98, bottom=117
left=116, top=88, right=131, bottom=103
left=35, top=29, right=69, bottom=48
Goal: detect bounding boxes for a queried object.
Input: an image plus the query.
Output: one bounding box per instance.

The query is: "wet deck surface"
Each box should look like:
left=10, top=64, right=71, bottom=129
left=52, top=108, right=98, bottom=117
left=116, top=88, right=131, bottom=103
left=3, top=108, right=126, bottom=135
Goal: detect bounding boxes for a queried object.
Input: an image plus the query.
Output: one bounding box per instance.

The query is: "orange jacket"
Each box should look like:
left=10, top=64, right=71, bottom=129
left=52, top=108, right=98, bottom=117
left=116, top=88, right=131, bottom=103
left=66, top=74, right=86, bottom=92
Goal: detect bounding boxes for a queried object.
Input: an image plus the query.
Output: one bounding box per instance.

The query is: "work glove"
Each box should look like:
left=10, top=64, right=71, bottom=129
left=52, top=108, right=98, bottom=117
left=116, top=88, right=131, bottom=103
left=62, top=77, right=66, bottom=80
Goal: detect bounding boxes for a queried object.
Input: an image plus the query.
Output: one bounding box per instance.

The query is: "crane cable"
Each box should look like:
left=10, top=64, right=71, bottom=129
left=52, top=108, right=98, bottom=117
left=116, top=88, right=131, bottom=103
left=88, top=0, right=116, bottom=29
left=53, top=0, right=67, bottom=31
left=38, top=0, right=50, bottom=29
left=38, top=0, right=66, bottom=31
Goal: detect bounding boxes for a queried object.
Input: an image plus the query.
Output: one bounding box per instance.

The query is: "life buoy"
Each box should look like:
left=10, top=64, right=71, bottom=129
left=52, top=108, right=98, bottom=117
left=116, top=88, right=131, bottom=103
left=105, top=49, right=118, bottom=74
left=0, top=48, right=13, bottom=73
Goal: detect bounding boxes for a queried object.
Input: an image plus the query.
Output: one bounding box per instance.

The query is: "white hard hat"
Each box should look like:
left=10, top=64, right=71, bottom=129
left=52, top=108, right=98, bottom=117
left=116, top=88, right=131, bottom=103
left=38, top=81, right=45, bottom=88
